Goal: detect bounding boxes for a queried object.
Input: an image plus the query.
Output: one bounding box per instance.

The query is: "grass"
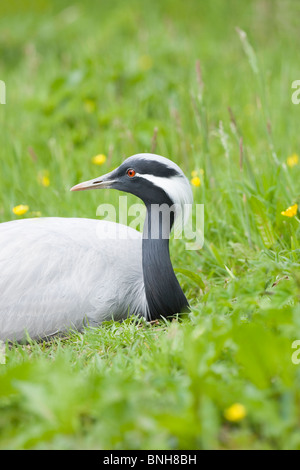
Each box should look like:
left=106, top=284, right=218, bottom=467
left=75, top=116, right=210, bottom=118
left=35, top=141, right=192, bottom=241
left=0, top=0, right=300, bottom=450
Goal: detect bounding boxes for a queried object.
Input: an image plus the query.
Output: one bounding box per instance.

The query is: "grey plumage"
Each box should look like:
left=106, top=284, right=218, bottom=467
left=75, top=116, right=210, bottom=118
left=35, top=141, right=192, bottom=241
left=0, top=153, right=192, bottom=342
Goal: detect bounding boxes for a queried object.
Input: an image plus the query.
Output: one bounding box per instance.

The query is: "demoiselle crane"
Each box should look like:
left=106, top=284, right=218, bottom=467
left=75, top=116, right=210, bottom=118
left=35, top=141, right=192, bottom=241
left=0, top=153, right=193, bottom=342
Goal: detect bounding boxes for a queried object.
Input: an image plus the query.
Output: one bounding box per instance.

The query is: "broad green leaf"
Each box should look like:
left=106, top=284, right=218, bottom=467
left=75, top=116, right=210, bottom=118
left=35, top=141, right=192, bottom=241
left=174, top=268, right=206, bottom=290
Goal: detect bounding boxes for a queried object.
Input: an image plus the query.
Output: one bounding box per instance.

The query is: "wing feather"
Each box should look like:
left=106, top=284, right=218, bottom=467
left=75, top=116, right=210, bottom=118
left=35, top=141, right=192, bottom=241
left=0, top=218, right=146, bottom=341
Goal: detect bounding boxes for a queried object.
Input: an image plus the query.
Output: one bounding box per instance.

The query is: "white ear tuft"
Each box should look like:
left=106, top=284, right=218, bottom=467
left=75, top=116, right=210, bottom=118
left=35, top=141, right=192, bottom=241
left=137, top=172, right=193, bottom=231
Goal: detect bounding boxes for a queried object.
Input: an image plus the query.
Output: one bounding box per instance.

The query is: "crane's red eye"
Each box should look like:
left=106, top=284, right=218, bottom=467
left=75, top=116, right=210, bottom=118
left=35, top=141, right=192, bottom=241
left=127, top=169, right=136, bottom=177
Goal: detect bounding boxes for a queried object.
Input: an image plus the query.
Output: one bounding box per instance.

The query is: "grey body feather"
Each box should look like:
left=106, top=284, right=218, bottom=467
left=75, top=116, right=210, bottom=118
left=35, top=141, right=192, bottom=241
left=0, top=217, right=147, bottom=341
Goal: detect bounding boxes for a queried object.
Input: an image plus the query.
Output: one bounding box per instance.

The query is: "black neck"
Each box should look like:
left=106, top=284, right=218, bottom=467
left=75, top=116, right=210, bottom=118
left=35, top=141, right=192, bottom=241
left=142, top=203, right=189, bottom=320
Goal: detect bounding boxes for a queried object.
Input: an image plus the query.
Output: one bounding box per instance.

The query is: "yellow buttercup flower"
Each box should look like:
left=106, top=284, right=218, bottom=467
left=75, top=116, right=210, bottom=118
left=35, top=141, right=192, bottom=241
left=13, top=205, right=29, bottom=216
left=139, top=55, right=153, bottom=71
left=224, top=403, right=247, bottom=422
left=191, top=176, right=201, bottom=187
left=41, top=175, right=50, bottom=187
left=38, top=171, right=50, bottom=187
left=84, top=99, right=96, bottom=113
left=287, top=153, right=299, bottom=168
left=92, top=154, right=107, bottom=165
left=281, top=203, right=298, bottom=217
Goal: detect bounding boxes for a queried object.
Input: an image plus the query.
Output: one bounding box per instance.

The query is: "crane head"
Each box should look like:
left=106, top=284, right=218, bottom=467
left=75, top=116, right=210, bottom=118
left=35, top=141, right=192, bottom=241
left=71, top=153, right=193, bottom=227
